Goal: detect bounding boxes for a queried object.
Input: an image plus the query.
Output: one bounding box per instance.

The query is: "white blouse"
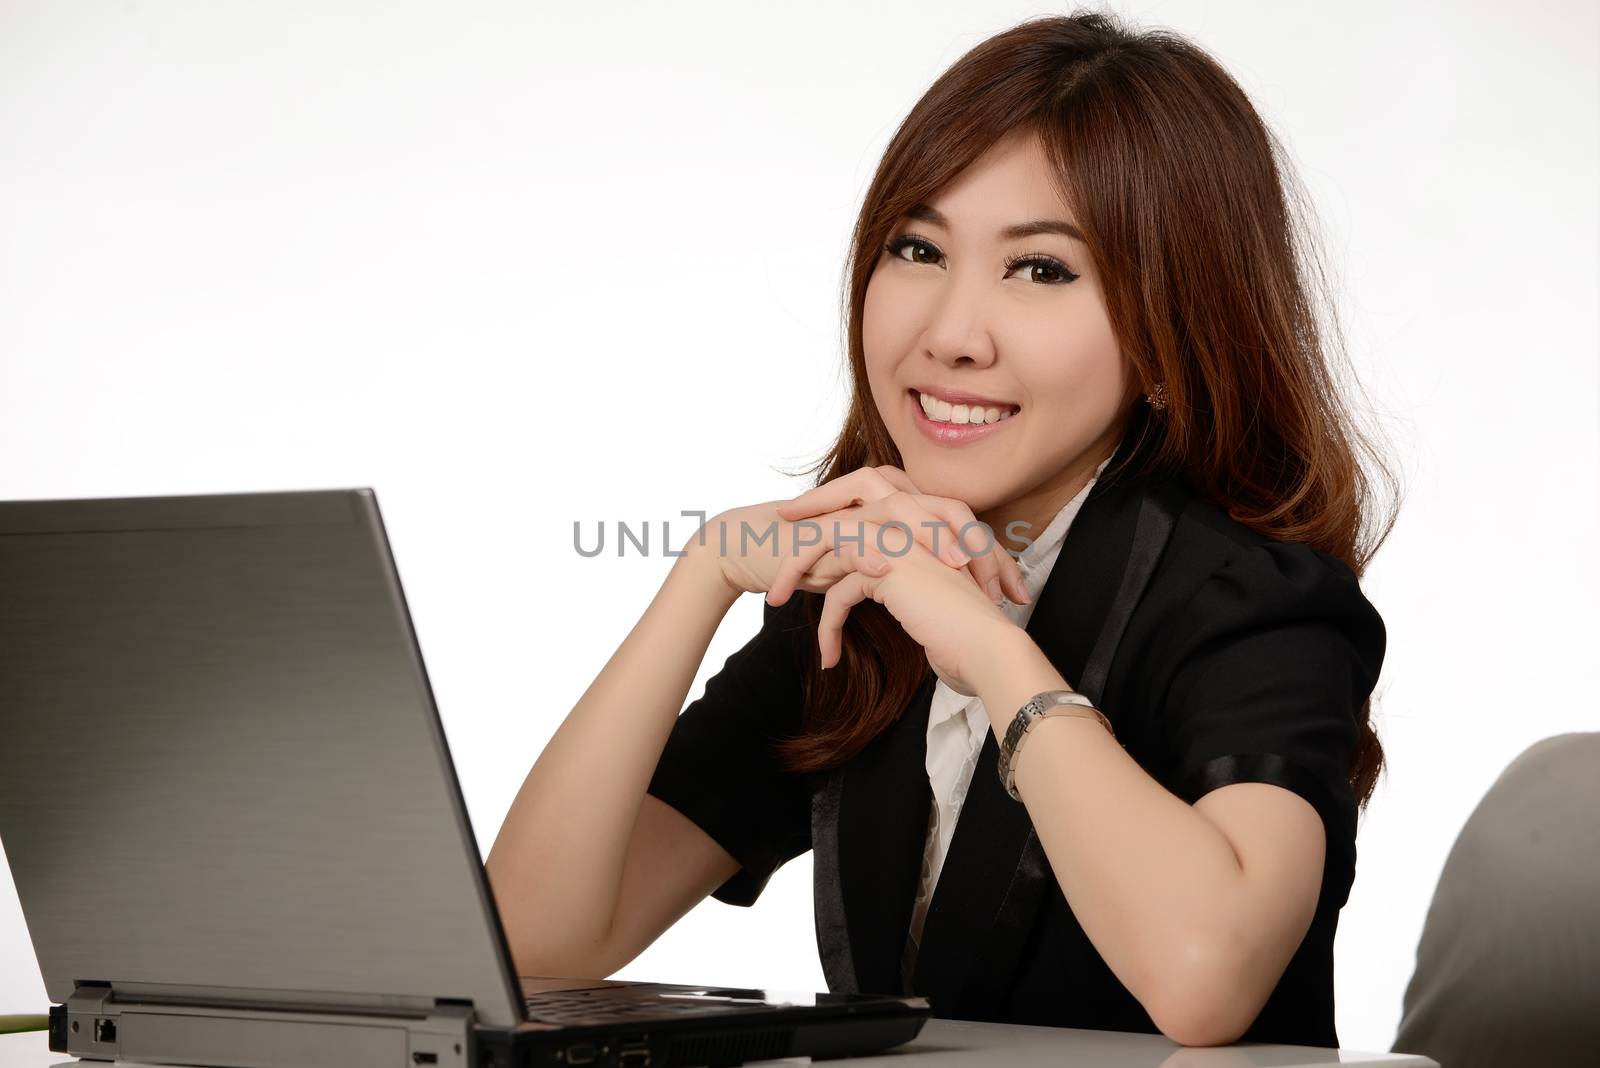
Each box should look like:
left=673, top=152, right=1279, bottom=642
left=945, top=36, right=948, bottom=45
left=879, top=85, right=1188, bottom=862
left=900, top=452, right=1114, bottom=991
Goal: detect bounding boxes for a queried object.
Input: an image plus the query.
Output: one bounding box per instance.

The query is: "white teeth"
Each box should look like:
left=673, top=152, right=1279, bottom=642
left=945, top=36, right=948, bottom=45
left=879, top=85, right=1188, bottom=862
left=917, top=391, right=1017, bottom=425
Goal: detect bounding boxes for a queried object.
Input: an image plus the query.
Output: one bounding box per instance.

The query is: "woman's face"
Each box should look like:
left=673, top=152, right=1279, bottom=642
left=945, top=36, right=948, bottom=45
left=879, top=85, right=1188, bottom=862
left=862, top=129, right=1132, bottom=550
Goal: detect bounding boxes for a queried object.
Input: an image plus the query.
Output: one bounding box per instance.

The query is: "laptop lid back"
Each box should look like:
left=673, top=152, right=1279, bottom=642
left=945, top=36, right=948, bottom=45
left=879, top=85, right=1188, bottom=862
left=0, top=489, right=524, bottom=1028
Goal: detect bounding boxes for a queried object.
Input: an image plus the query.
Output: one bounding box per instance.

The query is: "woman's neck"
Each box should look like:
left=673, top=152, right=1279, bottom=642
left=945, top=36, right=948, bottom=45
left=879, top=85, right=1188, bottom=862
left=977, top=436, right=1122, bottom=560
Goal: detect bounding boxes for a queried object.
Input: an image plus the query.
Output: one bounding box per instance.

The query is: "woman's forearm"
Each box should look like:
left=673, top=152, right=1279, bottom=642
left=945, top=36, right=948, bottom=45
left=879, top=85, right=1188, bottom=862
left=969, top=627, right=1262, bottom=1043
left=485, top=545, right=741, bottom=973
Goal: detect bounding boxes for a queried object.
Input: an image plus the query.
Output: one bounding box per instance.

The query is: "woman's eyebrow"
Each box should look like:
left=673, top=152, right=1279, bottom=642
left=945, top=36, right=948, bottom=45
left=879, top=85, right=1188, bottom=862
left=905, top=201, right=1085, bottom=243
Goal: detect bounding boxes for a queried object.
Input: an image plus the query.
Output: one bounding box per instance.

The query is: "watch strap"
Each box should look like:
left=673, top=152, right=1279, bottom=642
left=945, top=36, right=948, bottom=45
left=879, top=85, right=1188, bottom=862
left=998, top=689, right=1115, bottom=801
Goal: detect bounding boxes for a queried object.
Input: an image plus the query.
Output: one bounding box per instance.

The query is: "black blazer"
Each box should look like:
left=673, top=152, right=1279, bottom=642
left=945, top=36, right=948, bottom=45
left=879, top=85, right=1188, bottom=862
left=646, top=436, right=1386, bottom=1048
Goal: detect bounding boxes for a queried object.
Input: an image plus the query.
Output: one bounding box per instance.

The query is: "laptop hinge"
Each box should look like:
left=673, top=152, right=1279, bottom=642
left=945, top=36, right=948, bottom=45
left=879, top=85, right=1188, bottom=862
left=58, top=985, right=477, bottom=1068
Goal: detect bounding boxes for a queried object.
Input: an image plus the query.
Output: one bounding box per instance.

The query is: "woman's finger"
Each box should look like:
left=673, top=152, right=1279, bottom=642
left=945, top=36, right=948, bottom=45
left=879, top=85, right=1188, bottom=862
left=907, top=495, right=998, bottom=597
left=767, top=523, right=847, bottom=605
left=841, top=492, right=995, bottom=601
left=911, top=494, right=1029, bottom=604
left=770, top=498, right=960, bottom=604
left=869, top=465, right=921, bottom=494
left=774, top=468, right=895, bottom=520
left=817, top=570, right=872, bottom=669
left=773, top=461, right=931, bottom=521
left=774, top=466, right=1008, bottom=588
left=858, top=492, right=973, bottom=570
left=1001, top=548, right=1030, bottom=604
left=857, top=548, right=890, bottom=576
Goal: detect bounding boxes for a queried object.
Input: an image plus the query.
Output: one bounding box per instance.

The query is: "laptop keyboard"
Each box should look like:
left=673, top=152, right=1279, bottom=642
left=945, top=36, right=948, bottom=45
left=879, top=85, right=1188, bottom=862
left=523, top=990, right=763, bottom=1025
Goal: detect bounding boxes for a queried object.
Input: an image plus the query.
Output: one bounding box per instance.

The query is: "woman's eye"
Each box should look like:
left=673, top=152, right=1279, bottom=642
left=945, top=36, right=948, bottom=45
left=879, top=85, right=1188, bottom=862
left=884, top=235, right=942, bottom=266
left=1007, top=255, right=1079, bottom=285
left=881, top=235, right=1079, bottom=285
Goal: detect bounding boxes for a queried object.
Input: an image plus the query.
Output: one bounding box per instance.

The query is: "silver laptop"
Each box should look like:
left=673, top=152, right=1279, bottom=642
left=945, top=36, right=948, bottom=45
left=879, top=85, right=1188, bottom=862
left=0, top=488, right=929, bottom=1068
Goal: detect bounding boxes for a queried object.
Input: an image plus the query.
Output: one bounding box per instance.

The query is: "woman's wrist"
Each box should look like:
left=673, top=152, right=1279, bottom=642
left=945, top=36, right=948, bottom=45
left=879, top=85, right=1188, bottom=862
left=676, top=536, right=744, bottom=611
left=972, top=624, right=1074, bottom=740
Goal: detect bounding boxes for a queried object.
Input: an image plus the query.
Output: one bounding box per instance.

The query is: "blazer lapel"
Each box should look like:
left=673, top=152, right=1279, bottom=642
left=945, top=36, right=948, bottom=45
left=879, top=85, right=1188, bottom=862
left=812, top=671, right=936, bottom=994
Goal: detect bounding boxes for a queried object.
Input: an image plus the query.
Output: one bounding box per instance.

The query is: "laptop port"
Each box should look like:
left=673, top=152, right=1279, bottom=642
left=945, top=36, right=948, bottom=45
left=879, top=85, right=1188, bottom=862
left=562, top=1044, right=597, bottom=1066
left=411, top=1054, right=438, bottom=1065
left=618, top=1042, right=650, bottom=1068
left=93, top=1018, right=117, bottom=1044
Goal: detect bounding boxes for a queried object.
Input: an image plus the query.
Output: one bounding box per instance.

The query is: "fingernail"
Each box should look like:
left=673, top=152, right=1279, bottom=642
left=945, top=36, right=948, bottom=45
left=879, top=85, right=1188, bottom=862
left=948, top=547, right=970, bottom=565
left=987, top=577, right=1003, bottom=602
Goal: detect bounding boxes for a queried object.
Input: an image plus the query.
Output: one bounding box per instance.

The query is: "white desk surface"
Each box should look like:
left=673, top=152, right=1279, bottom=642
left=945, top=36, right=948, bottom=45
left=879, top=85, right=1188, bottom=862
left=0, top=1016, right=1440, bottom=1067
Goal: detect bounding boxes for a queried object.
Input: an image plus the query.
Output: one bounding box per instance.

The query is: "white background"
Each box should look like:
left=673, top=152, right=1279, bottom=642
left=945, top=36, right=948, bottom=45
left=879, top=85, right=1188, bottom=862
left=2, top=0, right=1597, bottom=1054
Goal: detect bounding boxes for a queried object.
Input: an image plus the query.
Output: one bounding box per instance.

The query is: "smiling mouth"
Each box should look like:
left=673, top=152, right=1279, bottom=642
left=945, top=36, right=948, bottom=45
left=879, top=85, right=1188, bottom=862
left=910, top=389, right=1021, bottom=425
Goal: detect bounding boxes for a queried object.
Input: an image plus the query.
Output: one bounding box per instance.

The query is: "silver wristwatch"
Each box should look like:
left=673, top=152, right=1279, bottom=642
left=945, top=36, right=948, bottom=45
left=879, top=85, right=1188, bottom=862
left=997, top=689, right=1115, bottom=802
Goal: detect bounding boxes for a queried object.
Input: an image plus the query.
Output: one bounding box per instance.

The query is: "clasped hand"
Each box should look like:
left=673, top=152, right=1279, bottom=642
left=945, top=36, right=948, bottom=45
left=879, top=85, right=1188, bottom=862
left=700, top=465, right=1033, bottom=697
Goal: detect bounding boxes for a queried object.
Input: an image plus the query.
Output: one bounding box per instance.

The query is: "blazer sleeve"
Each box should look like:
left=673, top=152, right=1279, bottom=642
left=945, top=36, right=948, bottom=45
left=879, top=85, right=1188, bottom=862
left=644, top=591, right=814, bottom=907
left=1154, top=540, right=1386, bottom=906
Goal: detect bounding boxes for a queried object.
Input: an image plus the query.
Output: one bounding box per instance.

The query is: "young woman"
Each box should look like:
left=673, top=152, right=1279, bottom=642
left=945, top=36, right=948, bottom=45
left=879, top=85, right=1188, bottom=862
left=487, top=11, right=1399, bottom=1050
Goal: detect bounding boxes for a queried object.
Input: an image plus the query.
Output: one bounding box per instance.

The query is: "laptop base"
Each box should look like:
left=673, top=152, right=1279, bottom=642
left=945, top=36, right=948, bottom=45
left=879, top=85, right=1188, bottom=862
left=51, top=983, right=931, bottom=1068
left=52, top=987, right=477, bottom=1068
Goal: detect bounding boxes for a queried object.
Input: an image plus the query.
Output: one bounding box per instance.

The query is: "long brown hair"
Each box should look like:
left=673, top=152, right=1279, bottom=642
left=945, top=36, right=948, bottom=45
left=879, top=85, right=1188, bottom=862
left=773, top=11, right=1402, bottom=808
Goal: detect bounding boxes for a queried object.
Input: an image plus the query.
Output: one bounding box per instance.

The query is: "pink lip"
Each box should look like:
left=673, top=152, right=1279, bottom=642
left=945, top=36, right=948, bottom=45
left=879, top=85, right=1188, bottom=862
left=909, top=389, right=1017, bottom=446
left=913, top=384, right=1019, bottom=410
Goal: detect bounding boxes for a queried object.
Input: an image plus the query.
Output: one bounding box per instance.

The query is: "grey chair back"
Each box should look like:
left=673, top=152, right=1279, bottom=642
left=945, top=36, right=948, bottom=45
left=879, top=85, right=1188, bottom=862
left=1392, top=732, right=1600, bottom=1067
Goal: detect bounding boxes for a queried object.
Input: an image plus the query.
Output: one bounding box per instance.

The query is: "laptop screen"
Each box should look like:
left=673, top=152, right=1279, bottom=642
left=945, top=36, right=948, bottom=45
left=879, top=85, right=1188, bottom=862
left=0, top=489, right=524, bottom=1027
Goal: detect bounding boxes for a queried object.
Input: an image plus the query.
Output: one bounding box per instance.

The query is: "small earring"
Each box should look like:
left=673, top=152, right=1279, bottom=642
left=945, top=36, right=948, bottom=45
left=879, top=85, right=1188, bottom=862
left=1145, top=382, right=1168, bottom=411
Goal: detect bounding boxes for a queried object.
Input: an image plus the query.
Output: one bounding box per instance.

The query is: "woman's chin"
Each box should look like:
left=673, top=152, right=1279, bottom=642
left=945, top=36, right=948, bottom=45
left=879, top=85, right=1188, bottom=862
left=899, top=467, right=1004, bottom=513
